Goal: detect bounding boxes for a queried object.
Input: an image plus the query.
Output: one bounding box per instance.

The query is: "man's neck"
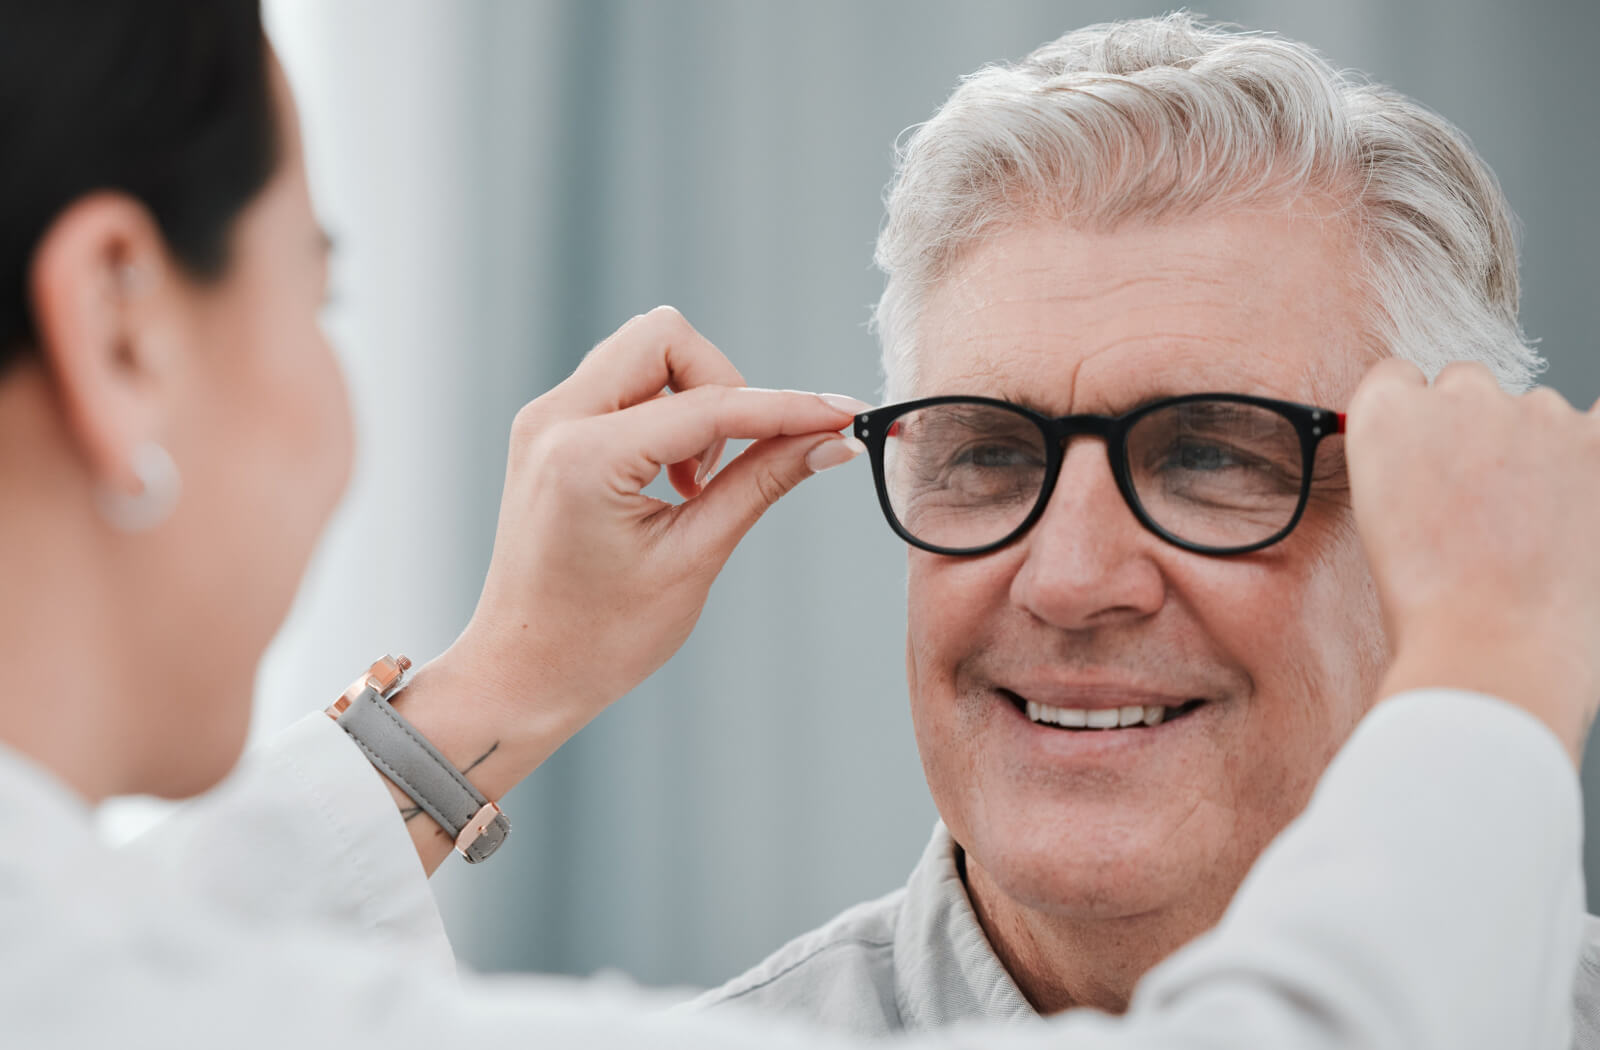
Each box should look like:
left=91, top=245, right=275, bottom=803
left=962, top=850, right=1220, bottom=1015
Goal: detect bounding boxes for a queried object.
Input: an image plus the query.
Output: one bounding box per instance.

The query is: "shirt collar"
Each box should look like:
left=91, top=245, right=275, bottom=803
left=892, top=822, right=1035, bottom=1029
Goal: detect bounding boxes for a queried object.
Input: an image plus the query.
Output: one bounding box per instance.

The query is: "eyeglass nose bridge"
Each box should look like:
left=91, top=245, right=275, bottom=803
left=1028, top=412, right=1140, bottom=531
left=1039, top=412, right=1121, bottom=448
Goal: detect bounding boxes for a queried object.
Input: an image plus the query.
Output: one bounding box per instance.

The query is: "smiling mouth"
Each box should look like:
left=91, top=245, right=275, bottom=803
left=1000, top=689, right=1209, bottom=731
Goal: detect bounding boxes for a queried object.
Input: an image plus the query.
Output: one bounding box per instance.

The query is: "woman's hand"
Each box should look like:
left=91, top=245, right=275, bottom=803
left=1347, top=359, right=1600, bottom=765
left=457, top=305, right=866, bottom=728
left=381, top=307, right=867, bottom=868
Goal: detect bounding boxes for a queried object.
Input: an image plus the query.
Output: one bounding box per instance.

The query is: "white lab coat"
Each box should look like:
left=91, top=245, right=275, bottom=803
left=0, top=689, right=1582, bottom=1049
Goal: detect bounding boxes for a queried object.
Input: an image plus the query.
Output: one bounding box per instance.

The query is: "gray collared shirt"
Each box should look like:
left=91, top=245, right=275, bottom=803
left=694, top=823, right=1600, bottom=1047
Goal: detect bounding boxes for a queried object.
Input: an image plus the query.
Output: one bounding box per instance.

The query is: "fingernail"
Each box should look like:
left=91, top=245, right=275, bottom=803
left=806, top=436, right=866, bottom=473
left=694, top=438, right=727, bottom=486
left=818, top=393, right=873, bottom=416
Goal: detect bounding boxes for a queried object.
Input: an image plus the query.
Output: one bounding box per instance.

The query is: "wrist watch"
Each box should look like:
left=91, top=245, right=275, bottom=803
left=326, top=655, right=511, bottom=863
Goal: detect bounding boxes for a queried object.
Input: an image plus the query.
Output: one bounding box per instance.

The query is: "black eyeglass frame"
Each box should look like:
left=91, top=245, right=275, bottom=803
left=853, top=393, right=1347, bottom=557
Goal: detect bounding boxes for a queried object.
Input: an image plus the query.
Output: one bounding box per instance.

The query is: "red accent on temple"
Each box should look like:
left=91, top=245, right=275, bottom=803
left=1334, top=413, right=1347, bottom=433
left=887, top=421, right=902, bottom=438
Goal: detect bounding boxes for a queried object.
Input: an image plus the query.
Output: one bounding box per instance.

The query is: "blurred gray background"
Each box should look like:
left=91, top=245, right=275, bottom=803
left=254, top=0, right=1600, bottom=988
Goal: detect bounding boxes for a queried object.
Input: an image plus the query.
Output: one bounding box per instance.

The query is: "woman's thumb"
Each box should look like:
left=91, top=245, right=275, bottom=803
left=683, top=433, right=865, bottom=562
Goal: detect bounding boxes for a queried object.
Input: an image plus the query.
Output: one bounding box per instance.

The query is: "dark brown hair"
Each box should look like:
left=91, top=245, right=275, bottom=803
left=0, top=0, right=277, bottom=367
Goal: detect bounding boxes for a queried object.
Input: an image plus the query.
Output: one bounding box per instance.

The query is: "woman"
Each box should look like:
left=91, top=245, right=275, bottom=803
left=0, top=2, right=1592, bottom=1047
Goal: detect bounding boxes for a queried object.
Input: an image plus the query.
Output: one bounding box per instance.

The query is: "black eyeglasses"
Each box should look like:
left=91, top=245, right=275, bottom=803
left=853, top=393, right=1346, bottom=557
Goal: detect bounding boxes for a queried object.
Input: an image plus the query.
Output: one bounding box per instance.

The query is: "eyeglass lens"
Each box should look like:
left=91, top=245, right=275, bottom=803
left=881, top=400, right=1307, bottom=552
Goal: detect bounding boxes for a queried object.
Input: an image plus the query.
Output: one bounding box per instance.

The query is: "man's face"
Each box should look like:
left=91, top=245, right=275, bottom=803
left=905, top=203, right=1390, bottom=929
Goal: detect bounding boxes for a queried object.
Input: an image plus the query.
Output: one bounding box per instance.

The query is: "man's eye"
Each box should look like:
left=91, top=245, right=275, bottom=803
left=1166, top=440, right=1245, bottom=472
left=950, top=443, right=1040, bottom=470
left=1145, top=436, right=1303, bottom=503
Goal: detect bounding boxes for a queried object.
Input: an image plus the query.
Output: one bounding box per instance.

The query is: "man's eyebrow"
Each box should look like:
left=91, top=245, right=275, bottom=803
left=992, top=388, right=1182, bottom=417
left=993, top=389, right=1059, bottom=416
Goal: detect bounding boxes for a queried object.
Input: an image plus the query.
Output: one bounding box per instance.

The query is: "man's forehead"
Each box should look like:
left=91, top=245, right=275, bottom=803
left=923, top=344, right=1328, bottom=414
left=912, top=211, right=1370, bottom=410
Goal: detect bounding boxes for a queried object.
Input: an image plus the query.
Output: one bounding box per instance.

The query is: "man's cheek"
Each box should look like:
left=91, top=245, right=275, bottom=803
left=906, top=583, right=963, bottom=689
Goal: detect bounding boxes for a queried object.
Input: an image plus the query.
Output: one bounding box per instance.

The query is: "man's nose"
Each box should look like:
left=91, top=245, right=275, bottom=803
left=1008, top=438, right=1166, bottom=631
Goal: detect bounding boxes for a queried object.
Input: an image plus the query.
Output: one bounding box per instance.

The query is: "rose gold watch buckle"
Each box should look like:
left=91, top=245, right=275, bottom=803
left=325, top=654, right=413, bottom=719
left=455, top=801, right=503, bottom=858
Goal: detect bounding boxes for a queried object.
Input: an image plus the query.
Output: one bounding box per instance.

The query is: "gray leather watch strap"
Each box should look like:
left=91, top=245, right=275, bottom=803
left=336, top=690, right=511, bottom=863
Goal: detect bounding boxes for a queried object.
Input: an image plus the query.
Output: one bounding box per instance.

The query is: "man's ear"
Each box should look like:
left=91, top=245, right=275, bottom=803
left=27, top=192, right=185, bottom=494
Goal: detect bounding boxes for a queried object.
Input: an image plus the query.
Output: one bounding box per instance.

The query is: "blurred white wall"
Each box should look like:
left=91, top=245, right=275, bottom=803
left=248, top=0, right=1600, bottom=989
left=262, top=0, right=933, bottom=985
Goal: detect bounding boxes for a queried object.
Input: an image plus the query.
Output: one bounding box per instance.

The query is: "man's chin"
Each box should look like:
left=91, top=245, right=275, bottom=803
left=967, top=849, right=1179, bottom=921
left=958, top=806, right=1242, bottom=924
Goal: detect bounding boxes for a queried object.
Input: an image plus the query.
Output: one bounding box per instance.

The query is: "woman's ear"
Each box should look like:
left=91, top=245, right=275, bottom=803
left=27, top=192, right=186, bottom=494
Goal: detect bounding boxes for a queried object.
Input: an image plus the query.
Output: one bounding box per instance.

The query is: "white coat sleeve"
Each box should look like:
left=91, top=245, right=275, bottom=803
left=93, top=689, right=1581, bottom=1050
left=122, top=712, right=455, bottom=972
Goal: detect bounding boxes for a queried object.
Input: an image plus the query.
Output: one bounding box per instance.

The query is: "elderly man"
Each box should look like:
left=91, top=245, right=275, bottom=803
left=692, top=12, right=1600, bottom=1039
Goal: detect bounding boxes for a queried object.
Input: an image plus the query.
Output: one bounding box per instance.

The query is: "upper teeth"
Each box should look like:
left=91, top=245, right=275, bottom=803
left=1026, top=700, right=1171, bottom=729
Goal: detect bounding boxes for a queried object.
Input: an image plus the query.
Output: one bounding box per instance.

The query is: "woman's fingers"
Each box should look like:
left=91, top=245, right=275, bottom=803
left=561, top=306, right=746, bottom=415
left=682, top=433, right=866, bottom=559
left=1345, top=356, right=1425, bottom=417
left=694, top=437, right=727, bottom=486
left=591, top=385, right=868, bottom=490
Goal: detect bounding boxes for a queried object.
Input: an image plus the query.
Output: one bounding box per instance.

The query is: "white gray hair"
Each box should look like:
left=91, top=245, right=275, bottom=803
left=874, top=12, right=1540, bottom=400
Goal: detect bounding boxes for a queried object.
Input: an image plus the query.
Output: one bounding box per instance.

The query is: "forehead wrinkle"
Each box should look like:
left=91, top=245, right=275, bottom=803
left=996, top=272, right=1201, bottom=305
left=956, top=227, right=1242, bottom=285
left=926, top=355, right=1079, bottom=401
left=942, top=263, right=1257, bottom=352
left=929, top=286, right=1250, bottom=381
left=955, top=268, right=1241, bottom=320
left=921, top=328, right=1326, bottom=412
left=1084, top=331, right=1247, bottom=355
left=1069, top=339, right=1325, bottom=412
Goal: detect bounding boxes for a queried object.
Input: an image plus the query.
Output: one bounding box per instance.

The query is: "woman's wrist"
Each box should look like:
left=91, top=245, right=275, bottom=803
left=367, top=643, right=584, bottom=874
left=1380, top=625, right=1593, bottom=768
left=388, top=644, right=584, bottom=801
